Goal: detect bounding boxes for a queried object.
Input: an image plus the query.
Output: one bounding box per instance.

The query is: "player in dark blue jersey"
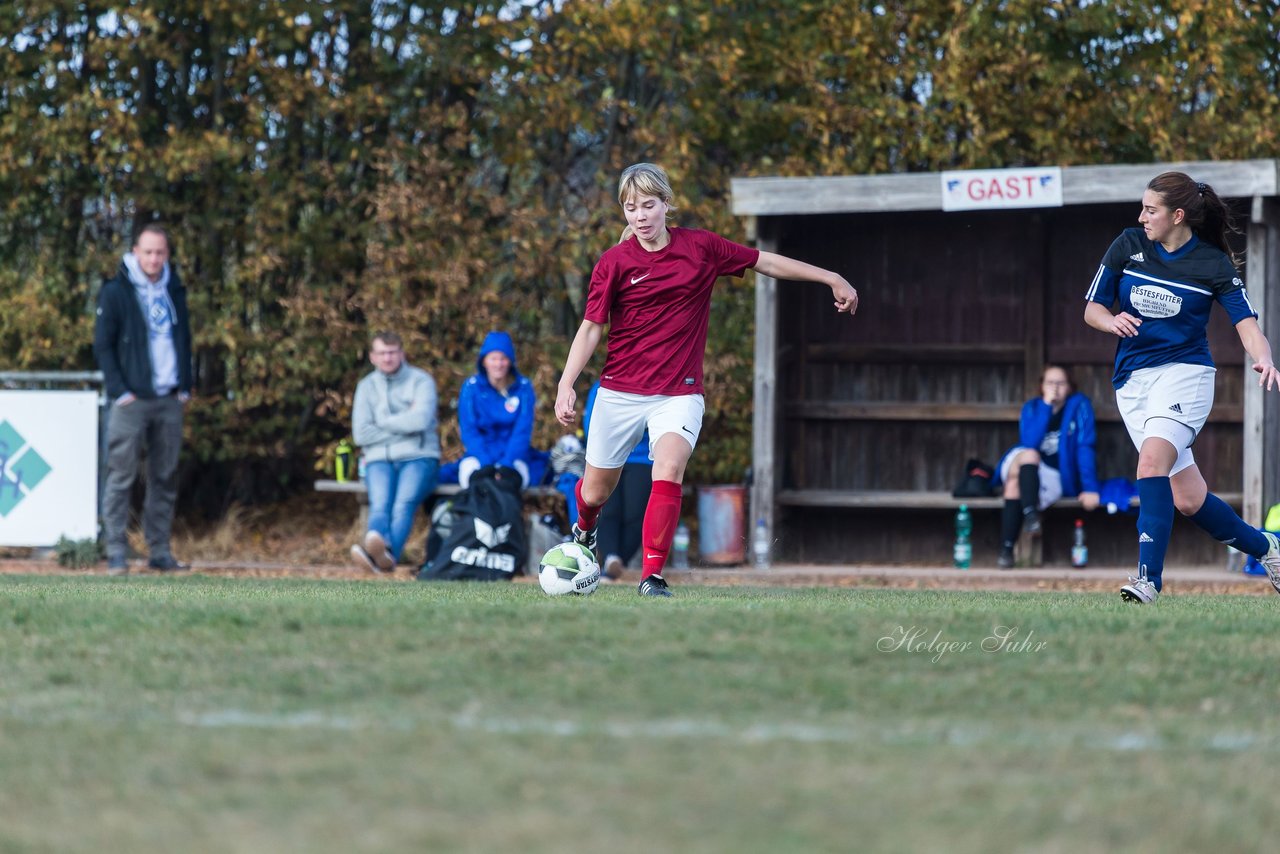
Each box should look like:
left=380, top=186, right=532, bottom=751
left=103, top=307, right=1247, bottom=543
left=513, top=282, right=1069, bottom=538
left=1085, top=171, right=1280, bottom=603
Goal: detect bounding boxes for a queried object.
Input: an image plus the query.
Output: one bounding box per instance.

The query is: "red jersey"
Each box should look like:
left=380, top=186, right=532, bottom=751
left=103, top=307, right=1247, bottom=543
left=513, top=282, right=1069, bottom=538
left=585, top=227, right=759, bottom=395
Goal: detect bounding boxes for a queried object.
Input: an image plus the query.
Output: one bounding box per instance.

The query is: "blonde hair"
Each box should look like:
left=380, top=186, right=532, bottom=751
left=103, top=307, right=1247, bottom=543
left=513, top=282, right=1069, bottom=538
left=617, top=163, right=677, bottom=243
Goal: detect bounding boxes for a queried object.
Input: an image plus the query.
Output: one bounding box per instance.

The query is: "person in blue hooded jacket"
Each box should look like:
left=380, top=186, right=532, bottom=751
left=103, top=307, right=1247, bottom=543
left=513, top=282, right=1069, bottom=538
left=992, top=365, right=1100, bottom=568
left=457, top=331, right=537, bottom=488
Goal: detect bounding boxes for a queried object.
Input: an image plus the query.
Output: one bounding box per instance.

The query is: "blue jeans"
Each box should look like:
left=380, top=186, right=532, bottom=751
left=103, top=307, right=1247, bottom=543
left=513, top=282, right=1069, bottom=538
left=365, top=457, right=439, bottom=561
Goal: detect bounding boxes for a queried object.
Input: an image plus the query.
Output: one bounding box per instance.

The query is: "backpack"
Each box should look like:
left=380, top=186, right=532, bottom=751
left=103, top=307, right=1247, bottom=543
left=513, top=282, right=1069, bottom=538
left=951, top=458, right=995, bottom=498
left=417, top=466, right=527, bottom=582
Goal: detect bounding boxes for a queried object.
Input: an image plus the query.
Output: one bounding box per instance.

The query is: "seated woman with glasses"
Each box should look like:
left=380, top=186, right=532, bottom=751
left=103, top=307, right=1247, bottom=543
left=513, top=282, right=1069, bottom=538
left=992, top=365, right=1101, bottom=568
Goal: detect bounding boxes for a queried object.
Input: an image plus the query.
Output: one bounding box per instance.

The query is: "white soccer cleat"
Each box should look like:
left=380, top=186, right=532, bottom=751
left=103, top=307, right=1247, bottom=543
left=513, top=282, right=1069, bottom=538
left=1120, top=575, right=1158, bottom=604
left=1260, top=531, right=1280, bottom=595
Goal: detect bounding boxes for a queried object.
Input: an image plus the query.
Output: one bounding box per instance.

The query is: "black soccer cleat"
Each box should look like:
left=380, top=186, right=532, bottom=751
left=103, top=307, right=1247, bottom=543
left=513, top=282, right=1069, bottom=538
left=571, top=522, right=598, bottom=557
left=638, top=574, right=673, bottom=597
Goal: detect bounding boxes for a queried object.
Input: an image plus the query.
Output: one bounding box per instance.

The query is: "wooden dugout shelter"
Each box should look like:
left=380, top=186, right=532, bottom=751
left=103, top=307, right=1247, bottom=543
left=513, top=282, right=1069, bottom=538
left=732, top=159, right=1280, bottom=566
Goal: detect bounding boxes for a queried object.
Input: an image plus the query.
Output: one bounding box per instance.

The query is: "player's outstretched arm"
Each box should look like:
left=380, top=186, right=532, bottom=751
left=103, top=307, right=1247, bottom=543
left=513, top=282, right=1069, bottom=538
left=556, top=319, right=605, bottom=426
left=1084, top=301, right=1141, bottom=338
left=753, top=251, right=858, bottom=315
left=1235, top=317, right=1280, bottom=391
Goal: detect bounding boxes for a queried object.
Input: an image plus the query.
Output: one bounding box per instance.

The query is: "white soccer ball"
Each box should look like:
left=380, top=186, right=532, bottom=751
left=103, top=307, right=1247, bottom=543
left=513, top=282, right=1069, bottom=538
left=538, top=542, right=601, bottom=596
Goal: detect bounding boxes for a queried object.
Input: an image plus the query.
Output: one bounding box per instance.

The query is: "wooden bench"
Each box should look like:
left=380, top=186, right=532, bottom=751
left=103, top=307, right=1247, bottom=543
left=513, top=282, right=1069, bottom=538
left=315, top=479, right=564, bottom=531
left=775, top=489, right=1242, bottom=567
left=775, top=488, right=1241, bottom=511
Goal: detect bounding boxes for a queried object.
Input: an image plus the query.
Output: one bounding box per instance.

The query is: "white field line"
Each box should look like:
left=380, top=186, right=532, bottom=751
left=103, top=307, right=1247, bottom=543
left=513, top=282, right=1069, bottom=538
left=0, top=707, right=1244, bottom=754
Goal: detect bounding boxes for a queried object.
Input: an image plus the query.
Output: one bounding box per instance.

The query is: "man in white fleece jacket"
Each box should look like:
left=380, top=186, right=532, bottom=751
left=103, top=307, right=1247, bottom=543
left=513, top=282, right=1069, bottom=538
left=349, top=331, right=440, bottom=573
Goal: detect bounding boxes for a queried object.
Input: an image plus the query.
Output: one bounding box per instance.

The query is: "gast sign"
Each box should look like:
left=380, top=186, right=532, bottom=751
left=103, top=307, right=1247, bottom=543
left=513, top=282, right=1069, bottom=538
left=941, top=166, right=1064, bottom=212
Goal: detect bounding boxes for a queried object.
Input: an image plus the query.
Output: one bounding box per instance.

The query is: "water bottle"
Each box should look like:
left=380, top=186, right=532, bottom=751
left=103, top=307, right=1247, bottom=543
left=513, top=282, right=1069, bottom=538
left=334, top=439, right=354, bottom=482
left=953, top=504, right=972, bottom=569
left=1226, top=544, right=1244, bottom=573
left=357, top=454, right=367, bottom=481
left=1071, top=518, right=1088, bottom=568
left=752, top=518, right=770, bottom=569
left=672, top=523, right=690, bottom=569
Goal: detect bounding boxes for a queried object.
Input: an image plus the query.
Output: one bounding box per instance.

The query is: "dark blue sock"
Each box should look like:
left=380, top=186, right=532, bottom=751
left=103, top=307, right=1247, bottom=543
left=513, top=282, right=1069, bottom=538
left=1188, top=493, right=1268, bottom=557
left=1136, top=477, right=1174, bottom=591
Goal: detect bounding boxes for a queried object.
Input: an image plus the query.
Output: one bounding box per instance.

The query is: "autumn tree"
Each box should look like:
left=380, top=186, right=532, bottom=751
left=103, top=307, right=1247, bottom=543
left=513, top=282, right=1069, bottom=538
left=1, top=0, right=1277, bottom=510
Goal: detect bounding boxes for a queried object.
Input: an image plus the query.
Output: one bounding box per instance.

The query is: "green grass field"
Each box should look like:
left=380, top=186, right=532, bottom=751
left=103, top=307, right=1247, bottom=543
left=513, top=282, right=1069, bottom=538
left=3, top=575, right=1280, bottom=853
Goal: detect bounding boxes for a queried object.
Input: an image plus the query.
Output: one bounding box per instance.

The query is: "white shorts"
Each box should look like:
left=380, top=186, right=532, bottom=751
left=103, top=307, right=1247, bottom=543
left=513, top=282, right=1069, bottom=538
left=1116, top=363, right=1215, bottom=476
left=998, top=451, right=1064, bottom=511
left=585, top=388, right=704, bottom=469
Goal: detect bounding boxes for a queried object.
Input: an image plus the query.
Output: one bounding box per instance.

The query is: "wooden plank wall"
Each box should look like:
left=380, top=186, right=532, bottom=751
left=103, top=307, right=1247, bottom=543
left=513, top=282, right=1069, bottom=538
left=771, top=202, right=1252, bottom=565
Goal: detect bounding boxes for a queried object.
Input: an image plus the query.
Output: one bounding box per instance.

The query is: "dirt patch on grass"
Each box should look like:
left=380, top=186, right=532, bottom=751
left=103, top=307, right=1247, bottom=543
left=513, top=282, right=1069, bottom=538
left=2, top=490, right=1270, bottom=595
left=1, top=557, right=1270, bottom=596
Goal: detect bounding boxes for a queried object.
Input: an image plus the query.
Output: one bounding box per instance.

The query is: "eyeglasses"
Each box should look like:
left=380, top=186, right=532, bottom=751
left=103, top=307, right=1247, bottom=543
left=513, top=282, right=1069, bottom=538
left=1042, top=380, right=1070, bottom=387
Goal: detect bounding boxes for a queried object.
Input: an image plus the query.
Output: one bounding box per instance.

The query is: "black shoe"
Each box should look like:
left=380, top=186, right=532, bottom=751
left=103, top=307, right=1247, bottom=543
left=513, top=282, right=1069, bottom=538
left=107, top=556, right=129, bottom=577
left=1023, top=510, right=1042, bottom=536
left=997, top=548, right=1015, bottom=570
left=571, top=523, right=598, bottom=560
left=148, top=556, right=190, bottom=571
left=638, top=574, right=672, bottom=597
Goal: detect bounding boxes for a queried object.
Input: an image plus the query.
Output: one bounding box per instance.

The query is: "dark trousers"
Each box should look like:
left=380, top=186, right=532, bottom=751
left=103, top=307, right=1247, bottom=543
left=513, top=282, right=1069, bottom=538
left=598, top=462, right=652, bottom=567
left=102, top=396, right=184, bottom=561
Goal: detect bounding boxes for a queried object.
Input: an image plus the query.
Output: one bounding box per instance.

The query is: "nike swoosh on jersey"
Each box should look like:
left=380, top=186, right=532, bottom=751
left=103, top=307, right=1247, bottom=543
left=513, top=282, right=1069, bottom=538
left=630, top=273, right=651, bottom=284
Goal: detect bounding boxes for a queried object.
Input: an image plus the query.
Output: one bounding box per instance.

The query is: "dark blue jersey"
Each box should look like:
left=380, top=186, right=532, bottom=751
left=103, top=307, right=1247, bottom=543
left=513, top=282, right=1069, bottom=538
left=1086, top=227, right=1258, bottom=389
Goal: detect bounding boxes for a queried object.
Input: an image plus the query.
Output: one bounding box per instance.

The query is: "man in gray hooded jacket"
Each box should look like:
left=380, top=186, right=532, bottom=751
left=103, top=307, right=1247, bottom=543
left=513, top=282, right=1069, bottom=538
left=93, top=223, right=192, bottom=575
left=349, top=331, right=441, bottom=573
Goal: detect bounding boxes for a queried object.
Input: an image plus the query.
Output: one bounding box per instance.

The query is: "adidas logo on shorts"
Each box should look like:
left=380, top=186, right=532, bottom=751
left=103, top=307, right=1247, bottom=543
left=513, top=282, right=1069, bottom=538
left=1168, top=403, right=1183, bottom=414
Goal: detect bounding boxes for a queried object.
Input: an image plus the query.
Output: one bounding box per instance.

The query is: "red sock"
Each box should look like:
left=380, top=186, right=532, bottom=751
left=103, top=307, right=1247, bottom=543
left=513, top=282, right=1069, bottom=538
left=575, top=477, right=603, bottom=531
left=641, top=480, right=683, bottom=578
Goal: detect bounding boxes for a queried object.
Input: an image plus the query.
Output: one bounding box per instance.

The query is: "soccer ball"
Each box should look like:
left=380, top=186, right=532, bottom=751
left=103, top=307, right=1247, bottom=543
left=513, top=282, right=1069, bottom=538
left=538, top=542, right=601, bottom=596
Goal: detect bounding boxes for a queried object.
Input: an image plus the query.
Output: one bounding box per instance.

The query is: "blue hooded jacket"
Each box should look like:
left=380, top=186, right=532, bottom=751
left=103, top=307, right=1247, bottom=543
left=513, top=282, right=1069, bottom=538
left=993, top=392, right=1100, bottom=497
left=457, top=331, right=536, bottom=470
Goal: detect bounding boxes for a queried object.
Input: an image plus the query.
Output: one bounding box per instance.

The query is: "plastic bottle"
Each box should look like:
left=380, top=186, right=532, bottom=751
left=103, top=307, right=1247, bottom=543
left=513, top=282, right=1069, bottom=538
left=672, top=523, right=690, bottom=569
left=953, top=504, right=972, bottom=569
left=1226, top=544, right=1244, bottom=573
left=752, top=518, right=770, bottom=569
left=357, top=454, right=367, bottom=481
left=334, top=439, right=354, bottom=482
left=1071, top=518, right=1088, bottom=568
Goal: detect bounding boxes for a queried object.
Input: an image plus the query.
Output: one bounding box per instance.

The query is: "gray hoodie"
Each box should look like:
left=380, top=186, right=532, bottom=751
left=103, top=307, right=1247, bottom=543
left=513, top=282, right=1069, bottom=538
left=352, top=363, right=441, bottom=462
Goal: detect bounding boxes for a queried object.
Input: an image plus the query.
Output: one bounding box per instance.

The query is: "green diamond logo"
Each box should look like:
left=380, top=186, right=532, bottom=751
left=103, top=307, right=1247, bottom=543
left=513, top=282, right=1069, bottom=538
left=0, top=420, right=53, bottom=517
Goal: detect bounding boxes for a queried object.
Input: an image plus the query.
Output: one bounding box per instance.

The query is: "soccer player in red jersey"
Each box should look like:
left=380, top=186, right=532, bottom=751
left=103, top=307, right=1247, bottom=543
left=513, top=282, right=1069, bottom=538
left=554, top=163, right=858, bottom=596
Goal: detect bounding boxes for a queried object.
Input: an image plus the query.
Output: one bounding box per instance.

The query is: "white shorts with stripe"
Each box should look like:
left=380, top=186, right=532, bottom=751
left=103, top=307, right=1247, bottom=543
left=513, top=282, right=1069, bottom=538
left=585, top=388, right=704, bottom=469
left=1116, top=363, right=1215, bottom=476
left=998, top=451, right=1064, bottom=511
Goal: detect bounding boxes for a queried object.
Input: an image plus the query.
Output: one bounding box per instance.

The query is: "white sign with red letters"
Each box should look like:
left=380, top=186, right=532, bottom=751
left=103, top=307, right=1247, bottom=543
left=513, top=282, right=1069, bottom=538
left=941, top=167, right=1064, bottom=212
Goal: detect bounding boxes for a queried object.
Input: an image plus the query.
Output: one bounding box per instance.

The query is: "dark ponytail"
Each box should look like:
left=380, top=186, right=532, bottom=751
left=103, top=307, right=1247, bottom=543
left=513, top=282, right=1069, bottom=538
left=1146, top=171, right=1241, bottom=267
